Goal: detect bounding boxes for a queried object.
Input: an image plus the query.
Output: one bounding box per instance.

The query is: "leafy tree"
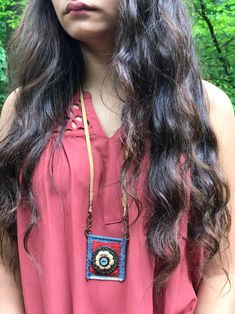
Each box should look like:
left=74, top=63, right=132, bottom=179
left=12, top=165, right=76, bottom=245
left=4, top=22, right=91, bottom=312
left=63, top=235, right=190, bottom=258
left=0, top=0, right=25, bottom=104
left=187, top=0, right=235, bottom=107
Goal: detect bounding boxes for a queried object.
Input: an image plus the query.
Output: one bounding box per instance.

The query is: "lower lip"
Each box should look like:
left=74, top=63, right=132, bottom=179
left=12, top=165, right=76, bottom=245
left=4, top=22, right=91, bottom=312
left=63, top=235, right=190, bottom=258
left=68, top=9, right=95, bottom=16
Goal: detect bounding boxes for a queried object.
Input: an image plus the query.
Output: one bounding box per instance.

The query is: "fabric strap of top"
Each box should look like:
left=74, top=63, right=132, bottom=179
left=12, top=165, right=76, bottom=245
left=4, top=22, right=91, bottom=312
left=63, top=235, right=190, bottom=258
left=79, top=86, right=129, bottom=239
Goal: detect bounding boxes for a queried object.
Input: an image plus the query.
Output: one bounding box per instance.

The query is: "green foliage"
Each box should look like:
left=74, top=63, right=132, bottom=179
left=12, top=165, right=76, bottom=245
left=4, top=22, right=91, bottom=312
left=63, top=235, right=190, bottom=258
left=0, top=42, right=6, bottom=81
left=0, top=0, right=234, bottom=111
left=187, top=0, right=235, bottom=109
left=0, top=40, right=7, bottom=104
left=0, top=0, right=26, bottom=30
left=0, top=0, right=26, bottom=106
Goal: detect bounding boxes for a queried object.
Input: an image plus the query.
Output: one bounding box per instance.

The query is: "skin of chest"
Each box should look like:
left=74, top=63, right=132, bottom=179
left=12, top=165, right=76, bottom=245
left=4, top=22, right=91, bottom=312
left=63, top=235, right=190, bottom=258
left=90, top=93, right=123, bottom=138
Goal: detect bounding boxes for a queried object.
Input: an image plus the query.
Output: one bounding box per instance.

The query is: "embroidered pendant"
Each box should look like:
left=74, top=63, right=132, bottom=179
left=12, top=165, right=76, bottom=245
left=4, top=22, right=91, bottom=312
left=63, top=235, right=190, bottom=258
left=86, top=234, right=128, bottom=281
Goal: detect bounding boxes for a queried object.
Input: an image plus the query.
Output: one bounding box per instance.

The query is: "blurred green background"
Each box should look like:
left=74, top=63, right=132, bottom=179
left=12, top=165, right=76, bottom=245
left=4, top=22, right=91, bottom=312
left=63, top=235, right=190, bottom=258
left=0, top=0, right=234, bottom=109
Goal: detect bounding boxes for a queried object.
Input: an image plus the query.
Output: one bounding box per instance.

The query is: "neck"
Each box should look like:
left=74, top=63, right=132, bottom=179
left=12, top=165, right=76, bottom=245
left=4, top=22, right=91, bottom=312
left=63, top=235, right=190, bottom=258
left=80, top=35, right=125, bottom=100
left=79, top=36, right=126, bottom=114
left=81, top=43, right=113, bottom=93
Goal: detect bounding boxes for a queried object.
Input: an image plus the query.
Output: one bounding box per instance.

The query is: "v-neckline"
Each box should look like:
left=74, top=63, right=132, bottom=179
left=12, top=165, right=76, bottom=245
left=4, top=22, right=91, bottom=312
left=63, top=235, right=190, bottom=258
left=78, top=90, right=122, bottom=141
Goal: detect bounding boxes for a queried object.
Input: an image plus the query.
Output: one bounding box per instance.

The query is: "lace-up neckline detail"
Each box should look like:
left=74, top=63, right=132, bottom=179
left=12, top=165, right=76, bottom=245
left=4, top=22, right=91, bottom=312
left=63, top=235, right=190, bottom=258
left=65, top=90, right=121, bottom=141
left=52, top=91, right=94, bottom=138
left=65, top=91, right=90, bottom=131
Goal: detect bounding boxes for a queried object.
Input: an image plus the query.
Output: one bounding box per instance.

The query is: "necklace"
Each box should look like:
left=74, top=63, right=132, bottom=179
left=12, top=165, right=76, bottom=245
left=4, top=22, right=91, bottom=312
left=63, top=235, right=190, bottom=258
left=79, top=86, right=130, bottom=282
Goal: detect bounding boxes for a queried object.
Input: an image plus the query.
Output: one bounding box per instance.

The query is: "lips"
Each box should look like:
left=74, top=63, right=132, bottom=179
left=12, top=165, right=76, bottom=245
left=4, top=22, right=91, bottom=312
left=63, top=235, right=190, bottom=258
left=65, top=2, right=96, bottom=14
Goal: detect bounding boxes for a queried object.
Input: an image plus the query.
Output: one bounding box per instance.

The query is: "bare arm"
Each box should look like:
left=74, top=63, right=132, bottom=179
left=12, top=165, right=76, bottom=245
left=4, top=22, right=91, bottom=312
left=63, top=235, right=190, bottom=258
left=0, top=90, right=25, bottom=313
left=194, top=81, right=235, bottom=313
left=0, top=256, right=25, bottom=314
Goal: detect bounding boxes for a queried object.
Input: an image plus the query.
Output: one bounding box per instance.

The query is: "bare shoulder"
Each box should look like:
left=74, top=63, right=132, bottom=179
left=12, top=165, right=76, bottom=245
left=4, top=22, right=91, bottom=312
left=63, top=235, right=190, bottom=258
left=202, top=80, right=234, bottom=140
left=0, top=88, right=20, bottom=117
left=202, top=79, right=235, bottom=184
left=202, top=80, right=234, bottom=116
left=0, top=88, right=20, bottom=141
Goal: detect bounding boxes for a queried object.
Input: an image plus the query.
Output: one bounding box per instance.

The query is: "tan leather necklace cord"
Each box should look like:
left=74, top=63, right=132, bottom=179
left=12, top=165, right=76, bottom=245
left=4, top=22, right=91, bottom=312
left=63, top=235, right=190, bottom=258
left=80, top=86, right=130, bottom=240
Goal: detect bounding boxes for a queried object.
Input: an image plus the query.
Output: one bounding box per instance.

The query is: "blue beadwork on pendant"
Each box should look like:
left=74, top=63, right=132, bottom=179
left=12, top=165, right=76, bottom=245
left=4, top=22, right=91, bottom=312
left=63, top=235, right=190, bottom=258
left=86, top=234, right=128, bottom=281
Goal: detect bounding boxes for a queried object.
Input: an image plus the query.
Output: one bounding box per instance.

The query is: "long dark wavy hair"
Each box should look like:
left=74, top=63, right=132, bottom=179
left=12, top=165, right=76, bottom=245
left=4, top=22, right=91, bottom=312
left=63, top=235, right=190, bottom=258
left=0, top=0, right=231, bottom=296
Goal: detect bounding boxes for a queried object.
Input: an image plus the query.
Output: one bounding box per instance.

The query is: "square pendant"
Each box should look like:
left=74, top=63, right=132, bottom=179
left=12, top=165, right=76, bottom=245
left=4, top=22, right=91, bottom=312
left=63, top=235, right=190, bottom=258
left=86, top=234, right=128, bottom=281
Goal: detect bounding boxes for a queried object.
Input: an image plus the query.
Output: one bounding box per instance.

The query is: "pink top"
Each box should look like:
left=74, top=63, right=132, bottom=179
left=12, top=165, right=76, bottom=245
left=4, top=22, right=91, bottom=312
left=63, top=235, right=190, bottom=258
left=17, top=91, right=201, bottom=313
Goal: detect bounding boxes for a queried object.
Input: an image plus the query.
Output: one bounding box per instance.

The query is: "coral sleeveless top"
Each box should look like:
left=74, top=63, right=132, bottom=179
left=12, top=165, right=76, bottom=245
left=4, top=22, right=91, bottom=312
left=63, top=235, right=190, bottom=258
left=17, top=91, right=201, bottom=314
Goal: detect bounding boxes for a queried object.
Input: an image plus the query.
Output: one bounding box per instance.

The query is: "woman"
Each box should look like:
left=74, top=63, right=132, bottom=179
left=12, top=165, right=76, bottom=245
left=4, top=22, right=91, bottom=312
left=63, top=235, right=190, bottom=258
left=0, top=0, right=234, bottom=313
